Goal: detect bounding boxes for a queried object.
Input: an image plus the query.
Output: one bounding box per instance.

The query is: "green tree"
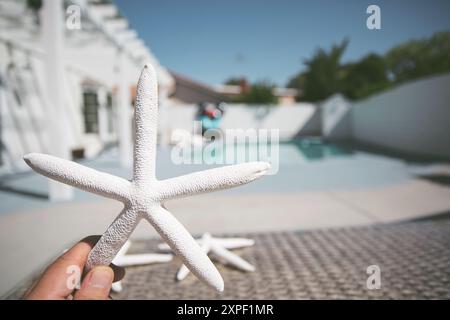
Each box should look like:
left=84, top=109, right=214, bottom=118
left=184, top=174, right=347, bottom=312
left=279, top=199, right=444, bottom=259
left=235, top=81, right=277, bottom=105
left=341, top=53, right=390, bottom=100
left=27, top=0, right=42, bottom=11
left=288, top=31, right=450, bottom=102
left=385, top=31, right=450, bottom=84
left=288, top=39, right=348, bottom=102
left=224, top=77, right=243, bottom=86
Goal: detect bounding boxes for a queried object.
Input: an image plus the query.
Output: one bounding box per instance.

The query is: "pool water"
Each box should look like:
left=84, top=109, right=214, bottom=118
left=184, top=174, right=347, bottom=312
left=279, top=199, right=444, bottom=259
left=185, top=138, right=353, bottom=166
left=288, top=139, right=353, bottom=160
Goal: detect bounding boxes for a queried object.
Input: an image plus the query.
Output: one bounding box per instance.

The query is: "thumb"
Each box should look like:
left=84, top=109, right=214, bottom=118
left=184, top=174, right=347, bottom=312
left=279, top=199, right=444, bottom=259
left=74, top=266, right=114, bottom=300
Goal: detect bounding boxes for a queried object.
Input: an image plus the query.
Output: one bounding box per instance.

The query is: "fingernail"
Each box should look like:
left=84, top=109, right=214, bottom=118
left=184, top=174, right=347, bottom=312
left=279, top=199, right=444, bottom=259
left=89, top=267, right=113, bottom=289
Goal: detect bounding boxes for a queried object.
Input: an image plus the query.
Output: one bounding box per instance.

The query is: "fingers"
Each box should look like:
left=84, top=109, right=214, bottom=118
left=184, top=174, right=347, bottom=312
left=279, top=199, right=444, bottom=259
left=26, top=236, right=98, bottom=300
left=74, top=266, right=114, bottom=300
left=110, top=263, right=125, bottom=282
left=26, top=236, right=125, bottom=300
left=84, top=236, right=126, bottom=282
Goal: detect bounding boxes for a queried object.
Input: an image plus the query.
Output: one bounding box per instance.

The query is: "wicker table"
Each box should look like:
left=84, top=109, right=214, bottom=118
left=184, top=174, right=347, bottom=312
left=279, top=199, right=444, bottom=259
left=111, top=219, right=450, bottom=300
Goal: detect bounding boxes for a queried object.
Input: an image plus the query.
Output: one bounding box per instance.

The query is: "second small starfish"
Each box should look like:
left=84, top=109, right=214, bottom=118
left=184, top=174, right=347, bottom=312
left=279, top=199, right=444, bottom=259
left=158, top=233, right=256, bottom=281
left=111, top=240, right=173, bottom=292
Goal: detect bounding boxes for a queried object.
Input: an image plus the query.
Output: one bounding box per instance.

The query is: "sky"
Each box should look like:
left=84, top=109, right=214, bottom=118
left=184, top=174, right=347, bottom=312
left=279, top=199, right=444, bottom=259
left=114, top=0, right=450, bottom=86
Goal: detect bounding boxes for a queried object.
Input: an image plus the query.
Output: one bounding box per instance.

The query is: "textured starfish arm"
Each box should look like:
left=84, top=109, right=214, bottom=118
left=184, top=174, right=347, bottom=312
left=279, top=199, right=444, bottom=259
left=157, top=242, right=173, bottom=252
left=177, top=236, right=210, bottom=281
left=87, top=207, right=140, bottom=269
left=114, top=253, right=173, bottom=267
left=23, top=153, right=131, bottom=201
left=158, top=237, right=254, bottom=251
left=112, top=282, right=123, bottom=293
left=211, top=243, right=255, bottom=272
left=112, top=241, right=173, bottom=267
left=158, top=161, right=271, bottom=200
left=133, top=64, right=158, bottom=186
left=115, top=240, right=132, bottom=258
left=145, top=206, right=224, bottom=292
left=213, top=237, right=255, bottom=249
left=176, top=263, right=191, bottom=281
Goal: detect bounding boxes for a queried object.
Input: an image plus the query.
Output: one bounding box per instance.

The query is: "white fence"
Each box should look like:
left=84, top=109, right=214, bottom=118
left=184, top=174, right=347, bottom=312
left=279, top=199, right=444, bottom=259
left=162, top=103, right=317, bottom=142
left=323, top=73, right=450, bottom=158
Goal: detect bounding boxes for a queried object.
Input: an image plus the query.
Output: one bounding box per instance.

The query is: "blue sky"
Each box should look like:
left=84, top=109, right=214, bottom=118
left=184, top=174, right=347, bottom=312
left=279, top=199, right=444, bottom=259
left=114, top=0, right=450, bottom=86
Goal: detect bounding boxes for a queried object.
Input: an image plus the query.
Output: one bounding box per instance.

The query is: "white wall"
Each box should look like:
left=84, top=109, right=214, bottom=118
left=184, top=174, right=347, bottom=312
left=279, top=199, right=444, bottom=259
left=320, top=94, right=352, bottom=140
left=164, top=103, right=317, bottom=142
left=259, top=104, right=316, bottom=140
left=351, top=73, right=450, bottom=158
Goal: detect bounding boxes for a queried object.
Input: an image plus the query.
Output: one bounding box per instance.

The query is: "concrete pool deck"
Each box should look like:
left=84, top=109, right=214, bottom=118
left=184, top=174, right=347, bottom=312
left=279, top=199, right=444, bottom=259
left=1, top=147, right=450, bottom=297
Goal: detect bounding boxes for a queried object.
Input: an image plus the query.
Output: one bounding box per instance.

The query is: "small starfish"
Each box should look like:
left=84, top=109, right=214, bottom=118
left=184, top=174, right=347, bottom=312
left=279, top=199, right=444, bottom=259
left=111, top=240, right=173, bottom=292
left=113, top=240, right=173, bottom=267
left=158, top=233, right=256, bottom=281
left=23, top=64, right=270, bottom=292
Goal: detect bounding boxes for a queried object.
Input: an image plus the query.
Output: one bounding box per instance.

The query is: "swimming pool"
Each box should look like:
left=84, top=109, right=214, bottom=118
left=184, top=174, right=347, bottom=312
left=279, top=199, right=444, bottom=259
left=177, top=138, right=354, bottom=168
left=286, top=139, right=353, bottom=161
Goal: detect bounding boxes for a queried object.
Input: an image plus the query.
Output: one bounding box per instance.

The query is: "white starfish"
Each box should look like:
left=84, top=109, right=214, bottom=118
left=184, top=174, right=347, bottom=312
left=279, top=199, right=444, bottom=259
left=158, top=233, right=256, bottom=281
left=113, top=240, right=173, bottom=267
left=23, top=64, right=270, bottom=292
left=111, top=240, right=173, bottom=293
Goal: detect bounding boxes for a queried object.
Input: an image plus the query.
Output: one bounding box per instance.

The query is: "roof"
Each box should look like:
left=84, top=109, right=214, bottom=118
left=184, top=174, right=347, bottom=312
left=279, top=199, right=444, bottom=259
left=215, top=84, right=299, bottom=97
left=170, top=71, right=229, bottom=104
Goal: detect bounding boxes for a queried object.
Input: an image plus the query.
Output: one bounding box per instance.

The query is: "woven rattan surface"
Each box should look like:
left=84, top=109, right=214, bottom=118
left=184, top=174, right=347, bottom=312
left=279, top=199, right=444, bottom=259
left=5, top=219, right=450, bottom=299
left=111, top=219, right=450, bottom=299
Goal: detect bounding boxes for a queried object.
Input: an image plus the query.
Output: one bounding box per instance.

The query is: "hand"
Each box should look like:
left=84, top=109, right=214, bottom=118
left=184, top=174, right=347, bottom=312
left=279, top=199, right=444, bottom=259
left=26, top=236, right=125, bottom=300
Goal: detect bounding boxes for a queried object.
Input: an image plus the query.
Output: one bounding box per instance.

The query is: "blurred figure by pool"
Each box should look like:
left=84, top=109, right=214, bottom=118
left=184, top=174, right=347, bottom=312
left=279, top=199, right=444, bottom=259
left=196, top=102, right=226, bottom=136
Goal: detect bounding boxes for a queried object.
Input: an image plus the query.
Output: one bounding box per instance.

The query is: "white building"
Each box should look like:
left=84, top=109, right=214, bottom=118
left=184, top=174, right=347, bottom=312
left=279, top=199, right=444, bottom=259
left=0, top=0, right=174, bottom=179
